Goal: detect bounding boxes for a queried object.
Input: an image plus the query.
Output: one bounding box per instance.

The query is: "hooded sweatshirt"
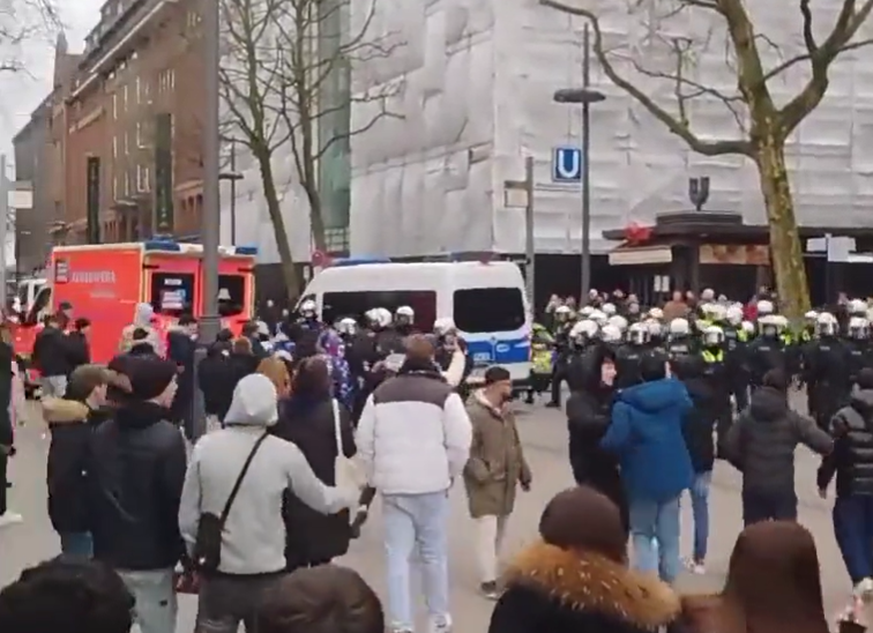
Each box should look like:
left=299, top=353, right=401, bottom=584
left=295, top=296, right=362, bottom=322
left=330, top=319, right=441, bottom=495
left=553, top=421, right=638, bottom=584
left=119, top=303, right=163, bottom=355
left=601, top=378, right=694, bottom=502
left=179, top=374, right=359, bottom=576
left=724, top=387, right=832, bottom=497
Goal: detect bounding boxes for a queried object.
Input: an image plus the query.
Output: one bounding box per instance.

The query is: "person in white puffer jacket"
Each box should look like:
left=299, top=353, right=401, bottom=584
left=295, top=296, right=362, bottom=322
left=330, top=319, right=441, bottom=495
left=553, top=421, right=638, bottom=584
left=355, top=334, right=472, bottom=633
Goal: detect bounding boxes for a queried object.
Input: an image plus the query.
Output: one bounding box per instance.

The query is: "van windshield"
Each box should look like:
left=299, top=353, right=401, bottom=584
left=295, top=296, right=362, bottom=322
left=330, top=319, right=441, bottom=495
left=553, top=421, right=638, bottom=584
left=322, top=290, right=437, bottom=331
left=453, top=287, right=525, bottom=333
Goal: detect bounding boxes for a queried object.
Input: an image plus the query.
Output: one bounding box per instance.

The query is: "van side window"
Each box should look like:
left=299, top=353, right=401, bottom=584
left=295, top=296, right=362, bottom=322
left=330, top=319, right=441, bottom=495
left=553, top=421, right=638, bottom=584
left=323, top=290, right=436, bottom=331
left=454, top=288, right=525, bottom=333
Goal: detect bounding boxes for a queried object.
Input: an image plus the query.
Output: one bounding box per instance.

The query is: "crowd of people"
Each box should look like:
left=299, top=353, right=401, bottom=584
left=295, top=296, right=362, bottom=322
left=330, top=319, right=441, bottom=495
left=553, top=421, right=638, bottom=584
left=1, top=287, right=873, bottom=632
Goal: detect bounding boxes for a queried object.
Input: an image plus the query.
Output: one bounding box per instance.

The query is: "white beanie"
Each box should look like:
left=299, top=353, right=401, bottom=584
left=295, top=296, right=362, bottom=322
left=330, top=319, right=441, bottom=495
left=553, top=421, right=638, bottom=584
left=224, top=374, right=278, bottom=427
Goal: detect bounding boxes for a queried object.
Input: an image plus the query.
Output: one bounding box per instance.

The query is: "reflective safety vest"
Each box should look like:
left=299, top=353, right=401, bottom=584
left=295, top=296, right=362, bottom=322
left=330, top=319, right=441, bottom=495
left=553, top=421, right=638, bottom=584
left=702, top=349, right=724, bottom=363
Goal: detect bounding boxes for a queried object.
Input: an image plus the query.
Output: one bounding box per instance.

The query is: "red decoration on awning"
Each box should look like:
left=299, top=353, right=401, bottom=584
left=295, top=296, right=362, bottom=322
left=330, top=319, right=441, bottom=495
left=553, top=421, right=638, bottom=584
left=623, top=222, right=652, bottom=245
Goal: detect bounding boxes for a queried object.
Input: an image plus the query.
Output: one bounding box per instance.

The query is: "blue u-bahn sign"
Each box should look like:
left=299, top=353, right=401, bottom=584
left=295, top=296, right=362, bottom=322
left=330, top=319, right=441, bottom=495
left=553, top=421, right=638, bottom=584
left=552, top=146, right=582, bottom=182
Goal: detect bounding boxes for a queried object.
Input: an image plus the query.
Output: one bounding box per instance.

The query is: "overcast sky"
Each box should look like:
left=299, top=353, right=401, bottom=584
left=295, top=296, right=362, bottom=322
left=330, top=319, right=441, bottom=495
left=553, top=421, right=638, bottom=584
left=0, top=1, right=103, bottom=161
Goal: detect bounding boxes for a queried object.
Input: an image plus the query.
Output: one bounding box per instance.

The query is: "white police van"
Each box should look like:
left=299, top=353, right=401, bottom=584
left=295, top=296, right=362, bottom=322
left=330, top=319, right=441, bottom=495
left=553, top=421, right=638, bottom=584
left=299, top=258, right=532, bottom=384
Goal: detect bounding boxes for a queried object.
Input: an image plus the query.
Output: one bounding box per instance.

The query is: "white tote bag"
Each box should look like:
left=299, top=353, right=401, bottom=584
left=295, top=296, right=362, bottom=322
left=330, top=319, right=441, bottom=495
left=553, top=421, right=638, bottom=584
left=332, top=399, right=365, bottom=498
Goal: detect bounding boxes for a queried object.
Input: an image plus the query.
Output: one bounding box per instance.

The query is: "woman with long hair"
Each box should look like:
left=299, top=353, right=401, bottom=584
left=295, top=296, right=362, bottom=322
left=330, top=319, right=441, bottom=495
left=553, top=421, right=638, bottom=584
left=270, top=357, right=356, bottom=570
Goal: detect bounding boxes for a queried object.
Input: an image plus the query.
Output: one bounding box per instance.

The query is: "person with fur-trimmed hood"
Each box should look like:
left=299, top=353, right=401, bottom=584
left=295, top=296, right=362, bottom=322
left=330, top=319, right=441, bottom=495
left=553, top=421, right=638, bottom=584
left=488, top=485, right=681, bottom=633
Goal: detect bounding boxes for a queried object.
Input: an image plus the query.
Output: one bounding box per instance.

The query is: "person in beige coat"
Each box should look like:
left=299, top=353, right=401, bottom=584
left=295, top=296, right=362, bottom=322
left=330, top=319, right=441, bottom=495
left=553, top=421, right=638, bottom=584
left=463, top=366, right=532, bottom=600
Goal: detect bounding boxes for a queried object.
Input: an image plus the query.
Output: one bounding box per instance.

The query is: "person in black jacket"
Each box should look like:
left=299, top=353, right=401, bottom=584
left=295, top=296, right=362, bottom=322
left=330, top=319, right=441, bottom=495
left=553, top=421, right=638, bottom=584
left=42, top=364, right=113, bottom=557
left=565, top=345, right=626, bottom=533
left=86, top=356, right=187, bottom=633
left=724, top=369, right=833, bottom=526
left=33, top=315, right=72, bottom=398
left=65, top=318, right=92, bottom=374
left=818, top=368, right=873, bottom=599
left=673, top=354, right=717, bottom=575
left=166, top=315, right=198, bottom=439
left=0, top=334, right=16, bottom=528
left=197, top=340, right=235, bottom=423
left=271, top=356, right=356, bottom=570
left=488, top=486, right=681, bottom=633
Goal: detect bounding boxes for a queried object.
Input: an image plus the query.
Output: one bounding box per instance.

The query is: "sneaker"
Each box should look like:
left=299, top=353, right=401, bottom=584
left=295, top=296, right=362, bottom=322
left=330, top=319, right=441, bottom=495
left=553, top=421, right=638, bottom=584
left=429, top=615, right=452, bottom=633
left=480, top=580, right=502, bottom=600
left=0, top=511, right=23, bottom=528
left=683, top=558, right=706, bottom=575
left=853, top=577, right=873, bottom=601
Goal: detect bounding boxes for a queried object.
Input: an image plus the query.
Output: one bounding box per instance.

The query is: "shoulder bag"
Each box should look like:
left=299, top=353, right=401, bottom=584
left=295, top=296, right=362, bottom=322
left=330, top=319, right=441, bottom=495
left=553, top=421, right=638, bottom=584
left=332, top=399, right=365, bottom=498
left=193, top=432, right=269, bottom=572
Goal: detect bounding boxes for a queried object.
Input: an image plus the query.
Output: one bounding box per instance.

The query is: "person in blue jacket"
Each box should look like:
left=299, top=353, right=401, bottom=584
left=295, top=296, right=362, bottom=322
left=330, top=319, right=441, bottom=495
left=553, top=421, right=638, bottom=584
left=600, top=353, right=693, bottom=584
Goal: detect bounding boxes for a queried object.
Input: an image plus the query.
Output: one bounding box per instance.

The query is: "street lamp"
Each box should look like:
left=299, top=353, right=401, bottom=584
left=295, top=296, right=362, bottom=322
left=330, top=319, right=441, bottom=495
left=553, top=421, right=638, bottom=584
left=219, top=139, right=243, bottom=245
left=553, top=24, right=605, bottom=302
left=504, top=156, right=535, bottom=306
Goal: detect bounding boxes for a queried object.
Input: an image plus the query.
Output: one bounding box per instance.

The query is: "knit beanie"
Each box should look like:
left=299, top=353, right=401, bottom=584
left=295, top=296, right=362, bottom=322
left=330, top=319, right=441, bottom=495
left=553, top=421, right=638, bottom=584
left=123, top=357, right=178, bottom=401
left=538, top=486, right=627, bottom=563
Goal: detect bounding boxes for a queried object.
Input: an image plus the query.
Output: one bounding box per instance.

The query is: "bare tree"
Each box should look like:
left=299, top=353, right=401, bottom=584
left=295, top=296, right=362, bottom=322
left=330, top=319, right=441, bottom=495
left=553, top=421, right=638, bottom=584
left=0, top=0, right=60, bottom=71
left=541, top=0, right=873, bottom=318
left=219, top=0, right=401, bottom=301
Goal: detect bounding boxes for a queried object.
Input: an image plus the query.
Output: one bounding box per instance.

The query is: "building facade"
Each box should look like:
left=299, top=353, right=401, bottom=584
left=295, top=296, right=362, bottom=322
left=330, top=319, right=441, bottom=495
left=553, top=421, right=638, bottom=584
left=37, top=0, right=205, bottom=246
left=347, top=0, right=873, bottom=258
left=12, top=96, right=53, bottom=276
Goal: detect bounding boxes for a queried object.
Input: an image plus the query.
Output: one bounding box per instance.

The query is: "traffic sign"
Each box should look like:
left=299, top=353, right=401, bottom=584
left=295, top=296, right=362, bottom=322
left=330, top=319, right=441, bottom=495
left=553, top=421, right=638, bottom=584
left=552, top=146, right=582, bottom=182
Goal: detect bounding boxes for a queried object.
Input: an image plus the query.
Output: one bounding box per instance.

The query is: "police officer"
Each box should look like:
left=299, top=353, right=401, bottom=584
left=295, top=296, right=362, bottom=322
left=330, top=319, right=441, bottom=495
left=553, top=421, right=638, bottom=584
left=614, top=322, right=648, bottom=389
left=547, top=305, right=575, bottom=408
left=845, top=316, right=872, bottom=389
left=700, top=325, right=731, bottom=455
left=666, top=318, right=695, bottom=360
left=724, top=305, right=750, bottom=412
left=745, top=314, right=787, bottom=390
left=803, top=311, right=850, bottom=431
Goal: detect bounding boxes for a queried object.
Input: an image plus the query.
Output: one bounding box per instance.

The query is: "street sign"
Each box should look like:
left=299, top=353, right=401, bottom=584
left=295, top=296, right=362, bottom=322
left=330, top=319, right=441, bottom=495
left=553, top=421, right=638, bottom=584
left=552, top=146, right=582, bottom=182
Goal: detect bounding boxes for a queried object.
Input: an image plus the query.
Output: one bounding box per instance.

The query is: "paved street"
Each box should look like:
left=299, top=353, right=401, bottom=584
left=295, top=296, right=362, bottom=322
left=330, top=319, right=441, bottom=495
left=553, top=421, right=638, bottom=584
left=0, top=394, right=854, bottom=631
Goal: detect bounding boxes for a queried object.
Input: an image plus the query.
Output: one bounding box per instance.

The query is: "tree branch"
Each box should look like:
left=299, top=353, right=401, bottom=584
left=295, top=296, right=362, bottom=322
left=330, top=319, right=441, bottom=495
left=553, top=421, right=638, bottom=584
left=779, top=0, right=873, bottom=135
left=539, top=0, right=751, bottom=156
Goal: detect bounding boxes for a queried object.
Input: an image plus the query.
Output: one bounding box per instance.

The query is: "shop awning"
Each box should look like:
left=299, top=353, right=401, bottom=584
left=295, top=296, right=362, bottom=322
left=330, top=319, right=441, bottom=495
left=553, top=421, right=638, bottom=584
left=608, top=244, right=673, bottom=266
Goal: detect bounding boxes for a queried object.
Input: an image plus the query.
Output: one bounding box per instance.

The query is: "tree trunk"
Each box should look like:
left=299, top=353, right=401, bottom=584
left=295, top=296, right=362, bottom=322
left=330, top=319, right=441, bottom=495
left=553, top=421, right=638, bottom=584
left=255, top=147, right=301, bottom=303
left=754, top=138, right=810, bottom=321
left=305, top=181, right=328, bottom=252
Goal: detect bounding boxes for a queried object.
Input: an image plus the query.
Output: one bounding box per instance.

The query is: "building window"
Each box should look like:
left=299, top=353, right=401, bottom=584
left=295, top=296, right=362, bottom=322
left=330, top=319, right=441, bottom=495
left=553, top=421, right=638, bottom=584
left=112, top=176, right=118, bottom=200
left=137, top=164, right=150, bottom=192
left=136, top=122, right=143, bottom=148
left=112, top=93, right=117, bottom=119
left=136, top=76, right=141, bottom=103
left=124, top=132, right=129, bottom=155
left=125, top=171, right=131, bottom=196
left=112, top=135, right=117, bottom=158
left=122, top=84, right=128, bottom=110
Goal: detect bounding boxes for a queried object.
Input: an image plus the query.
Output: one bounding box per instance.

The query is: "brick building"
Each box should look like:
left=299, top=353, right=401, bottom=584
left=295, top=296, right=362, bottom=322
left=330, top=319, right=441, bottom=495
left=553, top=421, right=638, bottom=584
left=50, top=0, right=205, bottom=245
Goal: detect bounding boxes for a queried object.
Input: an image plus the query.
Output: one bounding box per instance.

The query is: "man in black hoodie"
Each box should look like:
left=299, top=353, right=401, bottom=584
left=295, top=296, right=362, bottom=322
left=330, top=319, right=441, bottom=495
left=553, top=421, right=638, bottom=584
left=565, top=346, right=627, bottom=533
left=87, top=356, right=186, bottom=633
left=724, top=369, right=832, bottom=526
left=42, top=364, right=113, bottom=557
left=818, top=368, right=873, bottom=598
left=673, top=354, right=716, bottom=574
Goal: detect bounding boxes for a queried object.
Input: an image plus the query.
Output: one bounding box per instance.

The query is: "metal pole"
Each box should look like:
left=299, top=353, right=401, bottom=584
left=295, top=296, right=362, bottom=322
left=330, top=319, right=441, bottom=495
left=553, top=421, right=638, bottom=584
left=200, top=0, right=220, bottom=343
left=523, top=156, right=535, bottom=310
left=0, top=154, right=8, bottom=307
left=192, top=0, right=221, bottom=441
left=580, top=24, right=592, bottom=301
left=230, top=139, right=237, bottom=245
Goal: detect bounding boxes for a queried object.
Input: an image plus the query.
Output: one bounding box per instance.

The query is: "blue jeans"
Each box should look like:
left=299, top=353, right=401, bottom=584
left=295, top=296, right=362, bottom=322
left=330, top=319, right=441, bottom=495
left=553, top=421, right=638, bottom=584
left=688, top=472, right=711, bottom=562
left=629, top=495, right=681, bottom=583
left=834, top=495, right=873, bottom=584
left=59, top=531, right=93, bottom=558
left=382, top=492, right=451, bottom=632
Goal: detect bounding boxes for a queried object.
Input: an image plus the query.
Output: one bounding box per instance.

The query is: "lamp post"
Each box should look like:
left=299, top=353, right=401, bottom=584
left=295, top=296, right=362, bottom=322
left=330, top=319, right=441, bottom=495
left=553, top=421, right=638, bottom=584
left=504, top=157, right=536, bottom=309
left=553, top=24, right=605, bottom=302
left=219, top=139, right=242, bottom=245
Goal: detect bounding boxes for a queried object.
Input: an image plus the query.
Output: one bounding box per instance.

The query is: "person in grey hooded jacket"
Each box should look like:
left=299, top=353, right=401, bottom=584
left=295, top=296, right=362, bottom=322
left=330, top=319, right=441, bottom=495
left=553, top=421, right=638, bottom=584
left=119, top=303, right=163, bottom=355
left=179, top=373, right=360, bottom=633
